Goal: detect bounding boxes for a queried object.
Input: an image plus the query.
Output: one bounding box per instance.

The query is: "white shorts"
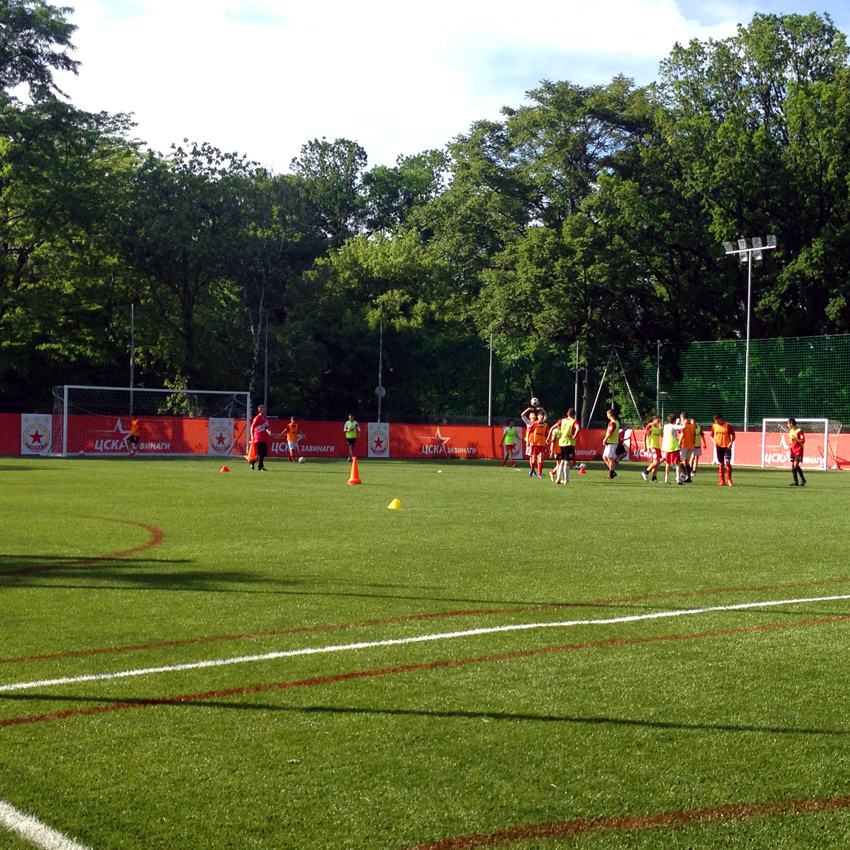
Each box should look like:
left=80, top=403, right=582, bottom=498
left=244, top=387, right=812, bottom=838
left=603, top=443, right=618, bottom=460
left=287, top=441, right=299, bottom=451
left=679, top=447, right=694, bottom=463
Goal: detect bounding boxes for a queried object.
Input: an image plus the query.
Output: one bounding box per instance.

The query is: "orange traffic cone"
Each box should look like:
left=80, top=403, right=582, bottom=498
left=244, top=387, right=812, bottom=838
left=220, top=465, right=230, bottom=473
left=347, top=456, right=362, bottom=485
left=245, top=440, right=257, bottom=463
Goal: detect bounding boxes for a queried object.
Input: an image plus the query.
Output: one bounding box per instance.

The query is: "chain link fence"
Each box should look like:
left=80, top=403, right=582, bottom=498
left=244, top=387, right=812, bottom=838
left=365, top=331, right=850, bottom=430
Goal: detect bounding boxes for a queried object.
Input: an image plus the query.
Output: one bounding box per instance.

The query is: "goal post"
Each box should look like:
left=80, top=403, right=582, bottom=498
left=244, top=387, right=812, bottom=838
left=52, top=385, right=252, bottom=457
left=760, top=418, right=830, bottom=470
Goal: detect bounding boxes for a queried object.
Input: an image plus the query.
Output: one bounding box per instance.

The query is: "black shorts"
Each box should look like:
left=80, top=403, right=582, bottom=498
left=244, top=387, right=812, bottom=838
left=346, top=437, right=356, bottom=445
left=559, top=446, right=575, bottom=460
left=716, top=446, right=731, bottom=464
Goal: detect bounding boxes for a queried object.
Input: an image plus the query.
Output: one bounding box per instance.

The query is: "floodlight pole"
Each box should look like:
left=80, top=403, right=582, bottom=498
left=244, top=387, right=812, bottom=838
left=263, top=312, right=269, bottom=411
left=723, top=236, right=777, bottom=431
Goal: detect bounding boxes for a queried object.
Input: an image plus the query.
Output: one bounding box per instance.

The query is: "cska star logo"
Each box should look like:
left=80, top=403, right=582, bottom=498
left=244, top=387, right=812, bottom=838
left=422, top=427, right=451, bottom=456
left=369, top=423, right=389, bottom=457
left=21, top=415, right=52, bottom=454
left=209, top=419, right=233, bottom=455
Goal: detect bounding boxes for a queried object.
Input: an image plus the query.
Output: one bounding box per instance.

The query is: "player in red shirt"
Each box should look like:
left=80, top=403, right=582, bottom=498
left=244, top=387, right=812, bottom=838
left=250, top=405, right=272, bottom=471
left=787, top=418, right=807, bottom=487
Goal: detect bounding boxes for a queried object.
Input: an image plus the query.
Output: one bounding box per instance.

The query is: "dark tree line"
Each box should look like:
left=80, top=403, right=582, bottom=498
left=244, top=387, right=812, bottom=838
left=2, top=2, right=849, bottom=420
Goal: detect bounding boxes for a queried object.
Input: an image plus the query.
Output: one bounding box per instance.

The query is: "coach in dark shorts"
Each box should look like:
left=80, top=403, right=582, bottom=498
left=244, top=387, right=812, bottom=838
left=343, top=414, right=360, bottom=460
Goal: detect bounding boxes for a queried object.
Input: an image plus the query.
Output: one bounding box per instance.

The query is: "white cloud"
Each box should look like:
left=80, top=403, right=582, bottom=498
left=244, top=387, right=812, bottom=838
left=53, top=0, right=845, bottom=172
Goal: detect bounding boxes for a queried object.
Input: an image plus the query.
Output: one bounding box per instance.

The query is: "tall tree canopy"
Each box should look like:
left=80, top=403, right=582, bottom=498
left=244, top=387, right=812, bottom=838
left=4, top=6, right=850, bottom=418
left=0, top=0, right=79, bottom=103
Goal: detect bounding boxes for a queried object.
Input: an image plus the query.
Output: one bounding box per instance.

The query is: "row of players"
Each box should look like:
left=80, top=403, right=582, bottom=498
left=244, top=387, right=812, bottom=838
left=501, top=403, right=808, bottom=487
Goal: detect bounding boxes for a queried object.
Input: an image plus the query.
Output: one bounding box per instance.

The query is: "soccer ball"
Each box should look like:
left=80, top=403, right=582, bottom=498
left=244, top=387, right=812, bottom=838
left=579, top=463, right=587, bottom=470
left=298, top=456, right=305, bottom=463
left=530, top=397, right=539, bottom=406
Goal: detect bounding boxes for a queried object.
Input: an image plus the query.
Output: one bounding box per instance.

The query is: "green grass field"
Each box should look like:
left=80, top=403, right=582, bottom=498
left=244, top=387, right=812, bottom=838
left=2, top=455, right=850, bottom=850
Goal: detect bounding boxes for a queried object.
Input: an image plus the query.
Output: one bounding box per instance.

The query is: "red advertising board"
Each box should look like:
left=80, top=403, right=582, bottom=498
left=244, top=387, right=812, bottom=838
left=265, top=420, right=347, bottom=459
left=2, top=413, right=849, bottom=467
left=0, top=414, right=20, bottom=455
left=60, top=415, right=211, bottom=455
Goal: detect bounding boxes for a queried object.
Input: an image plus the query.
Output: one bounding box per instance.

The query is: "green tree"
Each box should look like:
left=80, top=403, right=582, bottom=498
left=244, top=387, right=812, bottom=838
left=0, top=101, right=138, bottom=405
left=362, top=149, right=449, bottom=233
left=233, top=168, right=331, bottom=402
left=656, top=12, right=850, bottom=337
left=290, top=137, right=368, bottom=248
left=0, top=0, right=79, bottom=103
left=117, top=142, right=257, bottom=389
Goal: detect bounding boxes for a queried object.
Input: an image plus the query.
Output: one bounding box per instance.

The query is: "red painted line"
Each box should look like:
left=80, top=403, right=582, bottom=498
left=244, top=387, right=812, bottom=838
left=0, top=517, right=165, bottom=577
left=401, top=794, right=850, bottom=849
left=2, top=615, right=848, bottom=729
left=0, top=609, right=511, bottom=665
left=4, top=575, right=850, bottom=665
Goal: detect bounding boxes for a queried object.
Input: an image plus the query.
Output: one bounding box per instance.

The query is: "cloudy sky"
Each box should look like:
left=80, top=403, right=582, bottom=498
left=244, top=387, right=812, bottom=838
left=53, top=1, right=850, bottom=174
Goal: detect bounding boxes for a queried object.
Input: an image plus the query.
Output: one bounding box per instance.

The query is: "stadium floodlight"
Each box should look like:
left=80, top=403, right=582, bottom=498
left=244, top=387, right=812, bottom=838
left=723, top=235, right=778, bottom=431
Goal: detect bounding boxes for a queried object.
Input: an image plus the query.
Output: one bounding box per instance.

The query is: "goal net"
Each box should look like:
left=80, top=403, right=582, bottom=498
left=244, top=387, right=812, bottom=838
left=52, top=385, right=251, bottom=457
left=760, top=418, right=833, bottom=470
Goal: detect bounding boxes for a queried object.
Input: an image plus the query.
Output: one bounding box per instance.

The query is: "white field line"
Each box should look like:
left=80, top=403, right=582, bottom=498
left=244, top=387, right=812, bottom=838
left=2, top=593, right=849, bottom=695
left=0, top=799, right=93, bottom=850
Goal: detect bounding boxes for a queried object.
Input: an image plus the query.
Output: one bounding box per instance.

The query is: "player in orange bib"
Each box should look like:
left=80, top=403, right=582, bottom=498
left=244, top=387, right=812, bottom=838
left=127, top=418, right=141, bottom=457
left=710, top=413, right=736, bottom=486
left=285, top=416, right=303, bottom=462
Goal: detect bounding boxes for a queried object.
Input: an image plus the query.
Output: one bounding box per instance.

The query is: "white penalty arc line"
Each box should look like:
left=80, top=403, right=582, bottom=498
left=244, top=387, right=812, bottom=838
left=0, top=799, right=93, bottom=850
left=3, top=593, right=850, bottom=695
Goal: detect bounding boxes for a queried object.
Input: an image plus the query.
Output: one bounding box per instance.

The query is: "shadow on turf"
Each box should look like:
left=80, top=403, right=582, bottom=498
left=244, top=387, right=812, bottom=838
left=3, top=692, right=848, bottom=738
left=0, top=556, right=276, bottom=590
left=5, top=558, right=850, bottom=620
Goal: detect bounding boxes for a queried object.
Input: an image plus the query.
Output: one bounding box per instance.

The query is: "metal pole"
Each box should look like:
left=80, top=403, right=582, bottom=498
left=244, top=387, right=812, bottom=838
left=609, top=348, right=616, bottom=411
left=377, top=323, right=383, bottom=423
left=656, top=340, right=660, bottom=416
left=574, top=338, right=579, bottom=412
left=487, top=333, right=493, bottom=427
left=263, top=312, right=269, bottom=410
left=744, top=253, right=752, bottom=432
left=723, top=236, right=776, bottom=433
left=130, top=303, right=135, bottom=417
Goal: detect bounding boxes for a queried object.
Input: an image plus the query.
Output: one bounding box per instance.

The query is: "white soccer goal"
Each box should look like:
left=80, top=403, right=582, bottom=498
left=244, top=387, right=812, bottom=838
left=761, top=418, right=831, bottom=470
left=52, top=385, right=251, bottom=457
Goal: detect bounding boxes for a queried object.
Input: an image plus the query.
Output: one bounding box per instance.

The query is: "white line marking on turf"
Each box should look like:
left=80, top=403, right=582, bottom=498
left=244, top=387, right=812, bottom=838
left=0, top=799, right=93, bottom=850
left=2, top=593, right=849, bottom=695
